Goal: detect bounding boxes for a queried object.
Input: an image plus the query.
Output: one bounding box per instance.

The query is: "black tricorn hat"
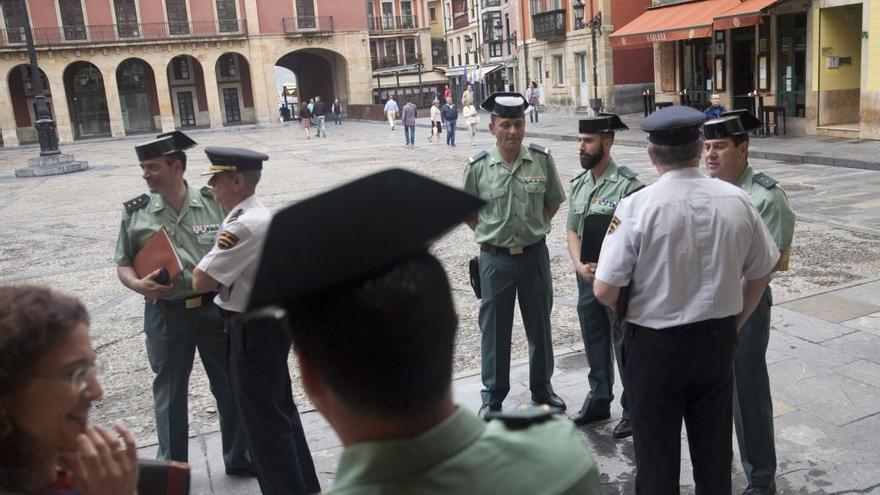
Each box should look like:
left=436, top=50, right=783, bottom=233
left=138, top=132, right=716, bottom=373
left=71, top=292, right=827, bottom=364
left=720, top=109, right=763, bottom=133
left=480, top=92, right=530, bottom=118
left=641, top=105, right=706, bottom=145
left=579, top=113, right=629, bottom=134
left=135, top=130, right=196, bottom=161
left=703, top=116, right=747, bottom=140
left=202, top=146, right=269, bottom=176
left=247, top=169, right=485, bottom=312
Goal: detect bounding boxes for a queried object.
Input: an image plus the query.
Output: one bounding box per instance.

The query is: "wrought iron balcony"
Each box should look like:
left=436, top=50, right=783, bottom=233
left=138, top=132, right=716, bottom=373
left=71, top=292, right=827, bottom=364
left=452, top=13, right=470, bottom=30
left=368, top=15, right=419, bottom=33
left=0, top=20, right=247, bottom=48
left=282, top=16, right=334, bottom=34
left=532, top=9, right=566, bottom=40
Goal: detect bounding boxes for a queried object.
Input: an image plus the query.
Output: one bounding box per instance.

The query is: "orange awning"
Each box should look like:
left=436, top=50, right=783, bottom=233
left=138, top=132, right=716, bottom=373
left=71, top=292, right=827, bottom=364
left=610, top=0, right=741, bottom=48
left=713, top=0, right=780, bottom=30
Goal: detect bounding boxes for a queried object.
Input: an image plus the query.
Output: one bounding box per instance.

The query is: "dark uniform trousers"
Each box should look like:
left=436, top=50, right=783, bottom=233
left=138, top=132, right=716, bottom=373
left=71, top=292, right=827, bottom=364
left=479, top=238, right=556, bottom=406
left=623, top=317, right=737, bottom=495
left=224, top=310, right=321, bottom=495
left=144, top=296, right=249, bottom=466
left=734, top=287, right=776, bottom=492
left=576, top=278, right=629, bottom=419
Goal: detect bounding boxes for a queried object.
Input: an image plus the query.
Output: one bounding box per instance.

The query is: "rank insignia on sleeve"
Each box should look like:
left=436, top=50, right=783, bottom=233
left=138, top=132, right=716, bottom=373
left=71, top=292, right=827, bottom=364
left=227, top=208, right=244, bottom=223
left=607, top=216, right=621, bottom=235
left=216, top=231, right=240, bottom=250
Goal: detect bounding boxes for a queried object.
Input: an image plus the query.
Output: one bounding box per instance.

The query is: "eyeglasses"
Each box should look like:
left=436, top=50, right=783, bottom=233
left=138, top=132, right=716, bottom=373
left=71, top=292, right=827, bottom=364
left=31, top=360, right=104, bottom=392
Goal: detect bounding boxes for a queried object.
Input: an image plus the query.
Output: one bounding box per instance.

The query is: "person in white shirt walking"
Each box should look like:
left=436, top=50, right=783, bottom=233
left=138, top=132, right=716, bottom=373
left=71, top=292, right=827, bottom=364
left=384, top=96, right=399, bottom=131
left=463, top=102, right=480, bottom=146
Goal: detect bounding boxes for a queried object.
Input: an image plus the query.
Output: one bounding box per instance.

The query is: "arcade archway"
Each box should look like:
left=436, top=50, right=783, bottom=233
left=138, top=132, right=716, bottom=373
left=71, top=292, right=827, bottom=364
left=215, top=52, right=256, bottom=125
left=116, top=58, right=160, bottom=134
left=166, top=55, right=209, bottom=128
left=63, top=61, right=111, bottom=139
left=6, top=65, right=53, bottom=144
left=275, top=48, right=349, bottom=107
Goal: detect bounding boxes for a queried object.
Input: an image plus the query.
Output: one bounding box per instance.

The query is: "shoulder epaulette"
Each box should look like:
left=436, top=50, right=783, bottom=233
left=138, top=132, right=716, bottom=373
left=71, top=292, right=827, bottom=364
left=123, top=194, right=150, bottom=214
left=622, top=184, right=647, bottom=199
left=753, top=172, right=778, bottom=189
left=484, top=404, right=560, bottom=430
left=468, top=150, right=489, bottom=164
left=570, top=170, right=588, bottom=182
left=617, top=166, right=638, bottom=180
left=528, top=143, right=550, bottom=155
left=200, top=186, right=214, bottom=198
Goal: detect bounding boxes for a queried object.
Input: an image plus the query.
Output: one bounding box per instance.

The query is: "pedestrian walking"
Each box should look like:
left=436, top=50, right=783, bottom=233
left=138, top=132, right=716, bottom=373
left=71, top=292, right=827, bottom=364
left=307, top=97, right=314, bottom=115
left=332, top=98, right=342, bottom=125
left=114, top=131, right=251, bottom=473
left=463, top=102, right=480, bottom=146
left=444, top=84, right=451, bottom=100
left=384, top=95, right=399, bottom=131
left=429, top=99, right=442, bottom=143
left=463, top=92, right=567, bottom=418
left=593, top=105, right=780, bottom=494
left=526, top=81, right=540, bottom=124
left=193, top=148, right=321, bottom=495
left=300, top=102, right=312, bottom=140
left=461, top=84, right=474, bottom=107
left=246, top=169, right=602, bottom=495
left=703, top=110, right=796, bottom=495
left=565, top=114, right=641, bottom=440
left=401, top=97, right=417, bottom=146
left=441, top=96, right=458, bottom=146
left=313, top=96, right=327, bottom=138
left=279, top=103, right=290, bottom=122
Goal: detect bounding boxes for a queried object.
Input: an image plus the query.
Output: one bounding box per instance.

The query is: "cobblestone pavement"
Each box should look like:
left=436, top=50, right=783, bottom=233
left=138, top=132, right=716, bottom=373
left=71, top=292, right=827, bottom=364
left=2, top=115, right=880, bottom=493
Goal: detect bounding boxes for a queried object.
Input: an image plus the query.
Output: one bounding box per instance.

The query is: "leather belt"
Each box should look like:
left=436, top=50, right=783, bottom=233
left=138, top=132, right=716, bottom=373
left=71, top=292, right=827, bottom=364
left=159, top=292, right=216, bottom=310
left=480, top=238, right=545, bottom=256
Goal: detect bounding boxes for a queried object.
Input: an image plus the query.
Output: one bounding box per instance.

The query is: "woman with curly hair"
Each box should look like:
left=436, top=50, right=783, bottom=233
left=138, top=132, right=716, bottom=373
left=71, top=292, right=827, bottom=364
left=0, top=286, right=138, bottom=495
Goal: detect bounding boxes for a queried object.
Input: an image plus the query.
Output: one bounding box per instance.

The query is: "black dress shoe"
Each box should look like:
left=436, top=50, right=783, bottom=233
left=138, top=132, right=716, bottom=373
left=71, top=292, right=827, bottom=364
left=571, top=409, right=611, bottom=426
left=612, top=418, right=633, bottom=439
left=742, top=487, right=774, bottom=495
left=532, top=393, right=566, bottom=411
left=478, top=404, right=501, bottom=419
left=225, top=464, right=258, bottom=477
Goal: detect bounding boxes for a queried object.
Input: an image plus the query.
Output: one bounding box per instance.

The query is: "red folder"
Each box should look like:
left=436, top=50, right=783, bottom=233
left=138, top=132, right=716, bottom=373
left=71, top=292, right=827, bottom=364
left=133, top=227, right=183, bottom=282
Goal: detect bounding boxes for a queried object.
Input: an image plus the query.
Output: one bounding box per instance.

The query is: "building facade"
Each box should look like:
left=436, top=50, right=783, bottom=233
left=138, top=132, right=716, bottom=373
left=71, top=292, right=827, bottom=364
left=614, top=0, right=879, bottom=140
left=517, top=0, right=653, bottom=113
left=0, top=0, right=374, bottom=147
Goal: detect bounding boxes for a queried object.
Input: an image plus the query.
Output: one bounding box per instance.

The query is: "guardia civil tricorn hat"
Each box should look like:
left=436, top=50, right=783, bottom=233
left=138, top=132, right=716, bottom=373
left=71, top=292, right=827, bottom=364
left=134, top=130, right=197, bottom=162
left=579, top=113, right=629, bottom=134
left=480, top=92, right=530, bottom=119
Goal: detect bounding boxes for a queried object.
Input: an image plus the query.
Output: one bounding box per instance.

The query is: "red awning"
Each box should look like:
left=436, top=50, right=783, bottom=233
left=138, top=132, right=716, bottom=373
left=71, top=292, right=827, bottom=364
left=713, top=0, right=780, bottom=30
left=610, top=0, right=741, bottom=48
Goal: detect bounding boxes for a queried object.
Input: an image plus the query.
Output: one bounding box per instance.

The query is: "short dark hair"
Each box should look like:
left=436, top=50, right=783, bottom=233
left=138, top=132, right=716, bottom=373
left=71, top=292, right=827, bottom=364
left=167, top=151, right=187, bottom=172
left=0, top=286, right=89, bottom=492
left=286, top=252, right=457, bottom=417
left=731, top=133, right=749, bottom=147
left=649, top=139, right=703, bottom=168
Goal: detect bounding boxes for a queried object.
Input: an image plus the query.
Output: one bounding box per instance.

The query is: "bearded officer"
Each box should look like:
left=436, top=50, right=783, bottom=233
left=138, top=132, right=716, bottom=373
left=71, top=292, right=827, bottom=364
left=114, top=131, right=251, bottom=473
left=245, top=169, right=601, bottom=494
left=192, top=147, right=320, bottom=494
left=703, top=110, right=796, bottom=495
left=463, top=92, right=567, bottom=417
left=593, top=106, right=780, bottom=494
left=566, top=114, right=641, bottom=438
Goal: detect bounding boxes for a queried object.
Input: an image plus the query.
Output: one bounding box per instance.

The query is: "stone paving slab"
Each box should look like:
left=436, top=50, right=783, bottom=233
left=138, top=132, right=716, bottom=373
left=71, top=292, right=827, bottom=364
left=780, top=293, right=880, bottom=323
left=771, top=306, right=859, bottom=344
left=842, top=311, right=880, bottom=336
left=822, top=330, right=880, bottom=365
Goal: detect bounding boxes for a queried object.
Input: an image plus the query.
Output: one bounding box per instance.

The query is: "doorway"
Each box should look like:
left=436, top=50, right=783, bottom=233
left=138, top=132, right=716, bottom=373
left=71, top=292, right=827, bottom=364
left=777, top=13, right=806, bottom=118
left=679, top=39, right=712, bottom=110
left=577, top=52, right=589, bottom=107
left=731, top=27, right=755, bottom=111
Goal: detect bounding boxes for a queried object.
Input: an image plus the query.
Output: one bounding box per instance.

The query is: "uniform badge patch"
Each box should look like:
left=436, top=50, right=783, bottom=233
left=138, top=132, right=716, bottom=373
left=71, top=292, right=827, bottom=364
left=607, top=216, right=621, bottom=235
left=217, top=231, right=240, bottom=250
left=227, top=209, right=244, bottom=223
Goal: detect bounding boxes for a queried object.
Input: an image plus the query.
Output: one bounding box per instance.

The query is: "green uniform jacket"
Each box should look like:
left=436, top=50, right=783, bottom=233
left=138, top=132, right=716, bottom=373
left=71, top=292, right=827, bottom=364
left=566, top=159, right=643, bottom=238
left=114, top=184, right=226, bottom=300
left=463, top=144, right=566, bottom=247
left=328, top=407, right=601, bottom=495
left=736, top=165, right=796, bottom=252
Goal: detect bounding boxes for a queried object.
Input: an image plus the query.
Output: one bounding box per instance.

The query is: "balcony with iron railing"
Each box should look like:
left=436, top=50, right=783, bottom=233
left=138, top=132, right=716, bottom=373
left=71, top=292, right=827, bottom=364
left=0, top=19, right=247, bottom=48
left=452, top=12, right=470, bottom=30
left=368, top=15, right=419, bottom=33
left=282, top=15, right=333, bottom=34
left=370, top=54, right=423, bottom=70
left=531, top=9, right=566, bottom=40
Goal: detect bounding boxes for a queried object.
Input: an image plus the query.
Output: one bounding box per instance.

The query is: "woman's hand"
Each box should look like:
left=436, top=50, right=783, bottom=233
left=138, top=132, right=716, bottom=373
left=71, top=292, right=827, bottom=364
left=67, top=425, right=139, bottom=495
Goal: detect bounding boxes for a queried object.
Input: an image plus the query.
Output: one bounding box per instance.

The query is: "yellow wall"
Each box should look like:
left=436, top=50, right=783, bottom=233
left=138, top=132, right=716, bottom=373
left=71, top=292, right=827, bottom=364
left=868, top=0, right=880, bottom=90
left=427, top=0, right=444, bottom=38
left=816, top=4, right=863, bottom=91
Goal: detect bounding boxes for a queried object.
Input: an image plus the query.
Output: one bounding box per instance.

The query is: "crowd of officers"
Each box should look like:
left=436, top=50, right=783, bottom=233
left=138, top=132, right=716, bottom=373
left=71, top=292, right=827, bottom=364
left=115, top=90, right=794, bottom=494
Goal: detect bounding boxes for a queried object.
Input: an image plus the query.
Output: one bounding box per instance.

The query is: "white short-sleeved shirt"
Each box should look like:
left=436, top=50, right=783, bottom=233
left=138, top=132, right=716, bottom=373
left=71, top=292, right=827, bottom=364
left=595, top=167, right=779, bottom=329
left=196, top=194, right=272, bottom=313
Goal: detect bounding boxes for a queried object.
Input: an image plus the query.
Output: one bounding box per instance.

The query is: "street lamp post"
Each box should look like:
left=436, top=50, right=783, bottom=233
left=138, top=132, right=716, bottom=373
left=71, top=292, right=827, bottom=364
left=464, top=33, right=481, bottom=102
left=414, top=61, right=424, bottom=106
left=14, top=0, right=88, bottom=177
left=573, top=0, right=604, bottom=114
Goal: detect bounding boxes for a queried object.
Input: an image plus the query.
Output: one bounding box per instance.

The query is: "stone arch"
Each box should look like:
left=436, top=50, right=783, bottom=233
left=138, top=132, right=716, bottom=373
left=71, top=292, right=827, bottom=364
left=116, top=58, right=161, bottom=134
left=6, top=65, right=53, bottom=144
left=215, top=52, right=256, bottom=125
left=63, top=61, right=112, bottom=139
left=166, top=54, right=209, bottom=128
left=275, top=48, right=350, bottom=109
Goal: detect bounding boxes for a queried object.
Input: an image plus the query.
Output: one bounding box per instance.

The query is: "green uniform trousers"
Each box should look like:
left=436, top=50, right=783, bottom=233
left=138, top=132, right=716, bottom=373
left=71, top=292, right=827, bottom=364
left=576, top=277, right=629, bottom=420
left=733, top=287, right=776, bottom=493
left=144, top=297, right=249, bottom=468
left=479, top=239, right=556, bottom=406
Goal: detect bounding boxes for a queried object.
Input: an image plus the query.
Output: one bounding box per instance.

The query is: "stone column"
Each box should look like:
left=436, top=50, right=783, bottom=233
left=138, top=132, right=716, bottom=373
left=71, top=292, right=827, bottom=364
left=152, top=60, right=176, bottom=132
left=0, top=76, right=20, bottom=147
left=248, top=42, right=276, bottom=125
left=202, top=59, right=224, bottom=128
left=102, top=66, right=126, bottom=137
left=44, top=65, right=75, bottom=143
